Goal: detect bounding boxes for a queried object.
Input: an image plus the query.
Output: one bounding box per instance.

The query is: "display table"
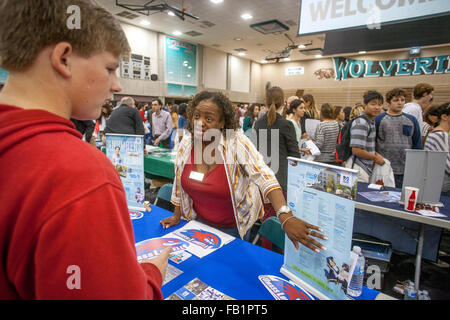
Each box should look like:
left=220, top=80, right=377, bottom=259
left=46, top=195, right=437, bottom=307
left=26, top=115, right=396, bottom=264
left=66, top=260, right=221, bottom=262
left=132, top=205, right=386, bottom=300
left=144, top=147, right=176, bottom=180
left=354, top=182, right=450, bottom=291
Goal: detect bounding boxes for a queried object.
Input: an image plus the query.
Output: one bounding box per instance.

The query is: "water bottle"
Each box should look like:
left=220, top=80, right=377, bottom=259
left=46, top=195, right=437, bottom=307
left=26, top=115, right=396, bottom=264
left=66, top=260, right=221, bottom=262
left=404, top=282, right=417, bottom=300
left=347, top=246, right=365, bottom=297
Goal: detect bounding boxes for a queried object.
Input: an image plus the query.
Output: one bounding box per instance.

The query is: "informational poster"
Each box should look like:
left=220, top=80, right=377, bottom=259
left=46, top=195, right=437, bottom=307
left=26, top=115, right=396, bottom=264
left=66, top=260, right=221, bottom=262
left=105, top=134, right=145, bottom=211
left=281, top=158, right=358, bottom=300
left=165, top=36, right=197, bottom=85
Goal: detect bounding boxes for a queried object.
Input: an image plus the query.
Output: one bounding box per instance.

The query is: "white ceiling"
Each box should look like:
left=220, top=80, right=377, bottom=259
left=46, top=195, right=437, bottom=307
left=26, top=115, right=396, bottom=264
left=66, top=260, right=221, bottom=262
left=98, top=0, right=327, bottom=63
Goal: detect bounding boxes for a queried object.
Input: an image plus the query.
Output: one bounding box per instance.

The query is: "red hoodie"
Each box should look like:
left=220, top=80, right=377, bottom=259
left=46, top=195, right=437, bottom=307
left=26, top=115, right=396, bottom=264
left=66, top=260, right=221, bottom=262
left=0, top=105, right=163, bottom=299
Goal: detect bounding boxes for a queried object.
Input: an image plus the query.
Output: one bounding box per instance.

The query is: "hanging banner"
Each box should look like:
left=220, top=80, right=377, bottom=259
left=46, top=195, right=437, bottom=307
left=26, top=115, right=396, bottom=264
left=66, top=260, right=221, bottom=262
left=105, top=134, right=145, bottom=211
left=333, top=55, right=450, bottom=81
left=298, top=0, right=450, bottom=36
left=165, top=36, right=197, bottom=85
left=281, top=158, right=358, bottom=300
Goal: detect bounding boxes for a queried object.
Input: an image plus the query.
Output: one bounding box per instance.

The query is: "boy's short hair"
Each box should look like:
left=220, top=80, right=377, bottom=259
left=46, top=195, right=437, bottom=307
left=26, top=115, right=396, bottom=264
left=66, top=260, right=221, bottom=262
left=385, top=88, right=407, bottom=103
left=363, top=90, right=384, bottom=105
left=0, top=0, right=130, bottom=71
left=413, top=83, right=434, bottom=99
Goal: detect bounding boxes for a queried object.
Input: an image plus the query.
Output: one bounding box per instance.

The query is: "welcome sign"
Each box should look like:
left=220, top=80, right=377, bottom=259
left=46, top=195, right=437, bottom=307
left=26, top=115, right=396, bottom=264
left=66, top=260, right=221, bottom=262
left=298, top=0, right=450, bottom=35
left=333, top=55, right=450, bottom=81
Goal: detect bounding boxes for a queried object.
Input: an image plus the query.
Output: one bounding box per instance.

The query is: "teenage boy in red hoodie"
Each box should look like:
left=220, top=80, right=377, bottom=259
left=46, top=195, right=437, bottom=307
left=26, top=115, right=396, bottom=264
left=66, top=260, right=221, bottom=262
left=0, top=0, right=170, bottom=299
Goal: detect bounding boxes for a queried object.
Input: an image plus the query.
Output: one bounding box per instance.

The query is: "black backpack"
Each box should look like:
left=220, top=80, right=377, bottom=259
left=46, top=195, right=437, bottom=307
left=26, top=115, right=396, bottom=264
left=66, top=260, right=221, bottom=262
left=335, top=114, right=371, bottom=164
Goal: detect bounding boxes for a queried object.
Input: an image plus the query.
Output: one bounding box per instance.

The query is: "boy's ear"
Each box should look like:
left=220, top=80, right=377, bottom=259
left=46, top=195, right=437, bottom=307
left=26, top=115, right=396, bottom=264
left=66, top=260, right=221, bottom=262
left=50, top=42, right=73, bottom=78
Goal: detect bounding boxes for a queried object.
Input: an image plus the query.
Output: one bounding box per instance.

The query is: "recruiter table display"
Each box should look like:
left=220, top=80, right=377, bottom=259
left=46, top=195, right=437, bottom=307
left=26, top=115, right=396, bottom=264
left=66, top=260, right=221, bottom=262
left=144, top=146, right=176, bottom=180
left=132, top=205, right=382, bottom=300
left=354, top=182, right=450, bottom=291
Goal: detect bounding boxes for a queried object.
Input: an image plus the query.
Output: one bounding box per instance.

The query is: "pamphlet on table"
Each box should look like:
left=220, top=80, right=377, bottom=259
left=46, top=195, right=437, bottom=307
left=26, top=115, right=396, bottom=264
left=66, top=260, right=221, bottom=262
left=281, top=158, right=358, bottom=300
left=165, top=278, right=235, bottom=300
left=164, top=220, right=235, bottom=258
left=258, top=275, right=316, bottom=300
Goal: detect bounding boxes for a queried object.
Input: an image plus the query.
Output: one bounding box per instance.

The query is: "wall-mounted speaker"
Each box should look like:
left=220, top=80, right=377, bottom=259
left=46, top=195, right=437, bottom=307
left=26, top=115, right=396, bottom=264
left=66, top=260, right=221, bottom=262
left=150, top=74, right=158, bottom=81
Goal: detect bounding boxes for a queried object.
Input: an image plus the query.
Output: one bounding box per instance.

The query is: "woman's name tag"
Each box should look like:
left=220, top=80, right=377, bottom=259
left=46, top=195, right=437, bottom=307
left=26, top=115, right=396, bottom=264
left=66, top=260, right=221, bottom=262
left=189, top=171, right=204, bottom=182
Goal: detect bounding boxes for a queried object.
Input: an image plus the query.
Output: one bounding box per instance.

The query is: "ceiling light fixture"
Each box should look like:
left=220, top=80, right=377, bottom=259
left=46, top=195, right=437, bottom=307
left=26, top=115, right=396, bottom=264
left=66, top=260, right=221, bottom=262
left=173, top=30, right=183, bottom=36
left=238, top=52, right=246, bottom=56
left=359, top=50, right=367, bottom=54
left=140, top=20, right=151, bottom=26
left=167, top=11, right=175, bottom=16
left=315, top=54, right=323, bottom=58
left=210, top=0, right=224, bottom=3
left=241, top=13, right=253, bottom=20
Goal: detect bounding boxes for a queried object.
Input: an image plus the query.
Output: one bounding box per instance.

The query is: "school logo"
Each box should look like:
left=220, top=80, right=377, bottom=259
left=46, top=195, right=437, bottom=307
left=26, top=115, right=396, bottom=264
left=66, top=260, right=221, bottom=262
left=177, top=229, right=222, bottom=250
left=129, top=210, right=144, bottom=220
left=259, top=275, right=315, bottom=300
left=135, top=238, right=189, bottom=261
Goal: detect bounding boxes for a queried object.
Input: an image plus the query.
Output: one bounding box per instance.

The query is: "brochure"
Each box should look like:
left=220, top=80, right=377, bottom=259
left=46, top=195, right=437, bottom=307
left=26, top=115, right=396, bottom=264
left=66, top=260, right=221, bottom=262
left=165, top=278, right=235, bottom=300
left=106, top=134, right=145, bottom=211
left=281, top=158, right=358, bottom=300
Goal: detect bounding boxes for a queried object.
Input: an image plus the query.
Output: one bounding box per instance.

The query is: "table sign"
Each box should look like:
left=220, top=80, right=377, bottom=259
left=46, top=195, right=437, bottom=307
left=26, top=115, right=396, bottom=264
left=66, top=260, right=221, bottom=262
left=281, top=158, right=358, bottom=300
left=105, top=134, right=145, bottom=211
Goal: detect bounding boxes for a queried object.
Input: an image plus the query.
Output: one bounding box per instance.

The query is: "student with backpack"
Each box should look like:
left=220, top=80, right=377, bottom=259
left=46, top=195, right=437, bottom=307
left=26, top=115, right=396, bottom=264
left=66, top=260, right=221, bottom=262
left=341, top=91, right=385, bottom=182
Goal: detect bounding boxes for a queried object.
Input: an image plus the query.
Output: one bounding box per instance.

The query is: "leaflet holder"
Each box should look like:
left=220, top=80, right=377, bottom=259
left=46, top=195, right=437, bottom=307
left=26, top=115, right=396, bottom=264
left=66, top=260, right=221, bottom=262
left=400, top=150, right=447, bottom=206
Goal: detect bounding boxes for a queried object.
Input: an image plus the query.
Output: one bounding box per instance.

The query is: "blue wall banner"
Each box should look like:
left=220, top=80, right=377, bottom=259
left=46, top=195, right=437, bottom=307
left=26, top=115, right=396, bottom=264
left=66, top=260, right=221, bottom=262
left=281, top=158, right=358, bottom=300
left=165, top=37, right=197, bottom=85
left=333, top=55, right=450, bottom=81
left=105, top=134, right=145, bottom=211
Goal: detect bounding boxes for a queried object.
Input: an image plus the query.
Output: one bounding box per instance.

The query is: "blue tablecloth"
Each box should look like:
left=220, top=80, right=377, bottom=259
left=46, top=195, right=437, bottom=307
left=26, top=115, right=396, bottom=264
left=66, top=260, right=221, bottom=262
left=132, top=205, right=380, bottom=300
left=354, top=183, right=449, bottom=261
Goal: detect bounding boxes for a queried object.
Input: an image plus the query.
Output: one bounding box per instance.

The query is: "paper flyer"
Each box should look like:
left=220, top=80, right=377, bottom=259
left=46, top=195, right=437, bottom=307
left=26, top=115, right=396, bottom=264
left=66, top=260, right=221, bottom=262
left=135, top=237, right=191, bottom=262
left=258, top=275, right=316, bottom=300
left=281, top=158, right=358, bottom=300
left=165, top=278, right=235, bottom=300
left=105, top=134, right=145, bottom=211
left=165, top=220, right=235, bottom=258
left=163, top=264, right=183, bottom=286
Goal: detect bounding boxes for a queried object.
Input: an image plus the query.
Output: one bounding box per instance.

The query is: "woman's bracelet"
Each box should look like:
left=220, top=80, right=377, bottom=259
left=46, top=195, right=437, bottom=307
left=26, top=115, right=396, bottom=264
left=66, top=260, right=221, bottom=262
left=281, top=215, right=296, bottom=231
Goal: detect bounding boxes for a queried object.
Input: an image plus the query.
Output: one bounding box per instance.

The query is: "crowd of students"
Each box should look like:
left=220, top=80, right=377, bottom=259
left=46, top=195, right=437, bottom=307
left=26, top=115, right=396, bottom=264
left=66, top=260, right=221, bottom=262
left=233, top=83, right=449, bottom=195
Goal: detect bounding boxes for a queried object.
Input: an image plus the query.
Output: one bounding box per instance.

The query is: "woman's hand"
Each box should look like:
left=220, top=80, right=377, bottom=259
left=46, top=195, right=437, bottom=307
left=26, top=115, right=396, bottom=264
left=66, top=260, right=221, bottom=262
left=160, top=206, right=181, bottom=229
left=280, top=213, right=327, bottom=252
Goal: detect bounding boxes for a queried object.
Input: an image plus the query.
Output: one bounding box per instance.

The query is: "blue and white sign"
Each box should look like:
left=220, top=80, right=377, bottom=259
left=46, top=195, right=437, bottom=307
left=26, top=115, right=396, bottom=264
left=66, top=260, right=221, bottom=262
left=281, top=158, right=358, bottom=300
left=105, top=134, right=145, bottom=211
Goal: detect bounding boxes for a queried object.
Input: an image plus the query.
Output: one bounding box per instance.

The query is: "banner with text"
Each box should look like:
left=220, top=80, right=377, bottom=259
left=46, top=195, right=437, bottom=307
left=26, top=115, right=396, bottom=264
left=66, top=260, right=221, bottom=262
left=333, top=55, right=450, bottom=81
left=298, top=0, right=450, bottom=35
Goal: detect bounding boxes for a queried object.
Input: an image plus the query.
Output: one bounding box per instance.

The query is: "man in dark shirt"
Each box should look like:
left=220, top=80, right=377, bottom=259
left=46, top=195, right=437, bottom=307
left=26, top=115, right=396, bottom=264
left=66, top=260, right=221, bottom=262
left=105, top=97, right=145, bottom=135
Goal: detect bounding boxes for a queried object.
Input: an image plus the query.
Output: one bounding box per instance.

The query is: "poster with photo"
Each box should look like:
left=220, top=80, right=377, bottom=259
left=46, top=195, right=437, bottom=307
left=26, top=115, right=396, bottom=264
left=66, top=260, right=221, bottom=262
left=281, top=158, right=358, bottom=300
left=105, top=134, right=145, bottom=211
